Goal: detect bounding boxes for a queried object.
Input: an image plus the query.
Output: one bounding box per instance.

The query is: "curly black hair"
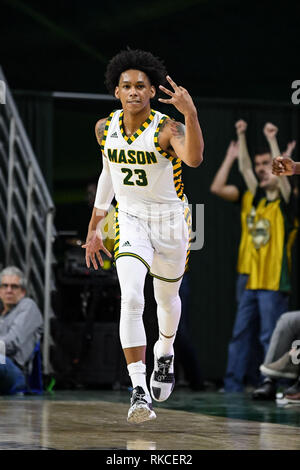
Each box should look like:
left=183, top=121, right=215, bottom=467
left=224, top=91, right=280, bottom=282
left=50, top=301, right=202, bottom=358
left=104, top=48, right=168, bottom=95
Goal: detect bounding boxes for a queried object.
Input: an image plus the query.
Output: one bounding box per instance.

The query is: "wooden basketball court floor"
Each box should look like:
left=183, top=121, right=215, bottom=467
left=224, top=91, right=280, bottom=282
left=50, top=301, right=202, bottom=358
left=1, top=389, right=300, bottom=450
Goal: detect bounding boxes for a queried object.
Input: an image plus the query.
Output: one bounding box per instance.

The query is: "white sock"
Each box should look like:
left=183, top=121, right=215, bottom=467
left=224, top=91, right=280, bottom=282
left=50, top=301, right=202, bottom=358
left=127, top=361, right=151, bottom=400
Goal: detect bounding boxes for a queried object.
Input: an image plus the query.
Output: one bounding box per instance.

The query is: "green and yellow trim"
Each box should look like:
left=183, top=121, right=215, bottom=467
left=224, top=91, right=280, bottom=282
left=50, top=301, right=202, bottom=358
left=114, top=251, right=185, bottom=283
left=115, top=251, right=185, bottom=283
left=119, top=109, right=156, bottom=145
left=113, top=204, right=120, bottom=258
left=113, top=206, right=150, bottom=273
left=100, top=111, right=115, bottom=152
left=149, top=271, right=184, bottom=283
left=115, top=252, right=151, bottom=271
left=154, top=115, right=185, bottom=201
left=184, top=205, right=192, bottom=272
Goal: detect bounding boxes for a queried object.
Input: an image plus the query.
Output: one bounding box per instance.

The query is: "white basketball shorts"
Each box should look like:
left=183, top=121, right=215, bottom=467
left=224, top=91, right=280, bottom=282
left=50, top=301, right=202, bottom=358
left=114, top=205, right=192, bottom=282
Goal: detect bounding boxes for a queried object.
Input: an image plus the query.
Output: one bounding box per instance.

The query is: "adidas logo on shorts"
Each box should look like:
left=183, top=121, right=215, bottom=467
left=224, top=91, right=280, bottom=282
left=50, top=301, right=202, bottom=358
left=122, top=241, right=131, bottom=247
left=110, top=131, right=118, bottom=138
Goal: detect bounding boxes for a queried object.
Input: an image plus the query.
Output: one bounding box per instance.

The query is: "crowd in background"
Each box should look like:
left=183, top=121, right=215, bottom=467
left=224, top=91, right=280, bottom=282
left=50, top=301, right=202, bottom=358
left=210, top=120, right=300, bottom=403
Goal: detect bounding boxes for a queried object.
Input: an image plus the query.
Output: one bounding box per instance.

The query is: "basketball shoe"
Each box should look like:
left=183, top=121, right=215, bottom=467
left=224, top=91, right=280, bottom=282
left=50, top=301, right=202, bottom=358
left=150, top=341, right=175, bottom=402
left=127, top=386, right=156, bottom=424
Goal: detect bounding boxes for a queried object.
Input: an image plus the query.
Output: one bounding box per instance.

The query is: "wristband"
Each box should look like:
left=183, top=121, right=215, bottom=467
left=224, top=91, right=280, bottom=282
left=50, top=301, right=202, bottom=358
left=292, top=162, right=296, bottom=175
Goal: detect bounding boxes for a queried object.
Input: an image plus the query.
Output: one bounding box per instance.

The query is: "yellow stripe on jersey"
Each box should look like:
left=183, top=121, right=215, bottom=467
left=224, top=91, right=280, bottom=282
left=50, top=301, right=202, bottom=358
left=184, top=206, right=192, bottom=272
left=154, top=115, right=185, bottom=201
left=100, top=111, right=115, bottom=153
left=173, top=163, right=181, bottom=171
left=113, top=204, right=120, bottom=258
left=119, top=109, right=156, bottom=145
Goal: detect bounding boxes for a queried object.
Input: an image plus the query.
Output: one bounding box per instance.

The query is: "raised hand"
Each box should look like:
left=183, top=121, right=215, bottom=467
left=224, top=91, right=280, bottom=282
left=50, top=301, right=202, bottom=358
left=226, top=140, right=239, bottom=161
left=158, top=76, right=196, bottom=116
left=82, top=229, right=112, bottom=270
left=272, top=156, right=295, bottom=176
left=263, top=122, right=278, bottom=140
left=282, top=140, right=296, bottom=158
left=235, top=120, right=247, bottom=135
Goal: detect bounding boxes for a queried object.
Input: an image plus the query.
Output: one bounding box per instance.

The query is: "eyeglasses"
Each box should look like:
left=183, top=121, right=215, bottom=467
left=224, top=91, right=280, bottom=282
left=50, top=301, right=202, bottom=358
left=0, top=283, right=22, bottom=290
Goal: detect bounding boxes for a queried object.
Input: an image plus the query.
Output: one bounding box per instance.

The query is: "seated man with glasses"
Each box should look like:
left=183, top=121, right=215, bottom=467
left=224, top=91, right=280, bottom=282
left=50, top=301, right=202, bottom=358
left=0, top=266, right=43, bottom=394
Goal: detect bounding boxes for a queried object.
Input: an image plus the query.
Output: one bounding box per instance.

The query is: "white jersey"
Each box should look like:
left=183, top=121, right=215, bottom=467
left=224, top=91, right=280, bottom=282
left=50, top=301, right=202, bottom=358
left=100, top=109, right=186, bottom=219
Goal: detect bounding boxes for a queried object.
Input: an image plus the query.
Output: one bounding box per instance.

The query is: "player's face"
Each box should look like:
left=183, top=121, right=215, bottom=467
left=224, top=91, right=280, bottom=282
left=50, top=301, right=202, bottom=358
left=254, top=153, right=277, bottom=188
left=115, top=70, right=156, bottom=114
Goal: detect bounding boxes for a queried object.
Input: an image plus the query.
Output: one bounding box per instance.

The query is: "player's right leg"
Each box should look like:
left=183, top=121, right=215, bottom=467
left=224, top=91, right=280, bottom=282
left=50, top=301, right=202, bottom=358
left=116, top=256, right=156, bottom=423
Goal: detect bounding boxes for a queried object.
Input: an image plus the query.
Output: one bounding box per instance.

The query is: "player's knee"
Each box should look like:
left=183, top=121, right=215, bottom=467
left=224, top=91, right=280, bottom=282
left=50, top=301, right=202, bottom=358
left=119, top=290, right=146, bottom=348
left=154, top=292, right=180, bottom=313
left=121, top=287, right=144, bottom=312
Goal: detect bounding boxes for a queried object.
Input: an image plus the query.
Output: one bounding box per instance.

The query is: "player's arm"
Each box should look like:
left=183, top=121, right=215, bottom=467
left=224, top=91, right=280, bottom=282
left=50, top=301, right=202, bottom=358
left=210, top=141, right=240, bottom=202
left=235, top=120, right=258, bottom=195
left=157, top=76, right=204, bottom=167
left=263, top=122, right=291, bottom=203
left=82, top=118, right=114, bottom=269
left=95, top=117, right=107, bottom=146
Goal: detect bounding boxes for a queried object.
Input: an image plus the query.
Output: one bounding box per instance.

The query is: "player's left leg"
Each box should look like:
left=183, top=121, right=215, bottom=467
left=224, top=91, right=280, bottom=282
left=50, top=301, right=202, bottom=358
left=148, top=206, right=190, bottom=402
left=150, top=277, right=183, bottom=402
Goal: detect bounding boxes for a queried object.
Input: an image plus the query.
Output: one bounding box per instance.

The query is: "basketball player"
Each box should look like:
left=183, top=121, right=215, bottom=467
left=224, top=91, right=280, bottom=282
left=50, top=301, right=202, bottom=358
left=82, top=49, right=204, bottom=423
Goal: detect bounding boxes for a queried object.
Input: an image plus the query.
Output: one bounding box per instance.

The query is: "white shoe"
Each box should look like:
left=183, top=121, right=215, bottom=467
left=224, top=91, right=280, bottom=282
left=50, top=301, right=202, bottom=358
left=127, top=386, right=156, bottom=424
left=150, top=341, right=175, bottom=402
left=259, top=352, right=299, bottom=380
